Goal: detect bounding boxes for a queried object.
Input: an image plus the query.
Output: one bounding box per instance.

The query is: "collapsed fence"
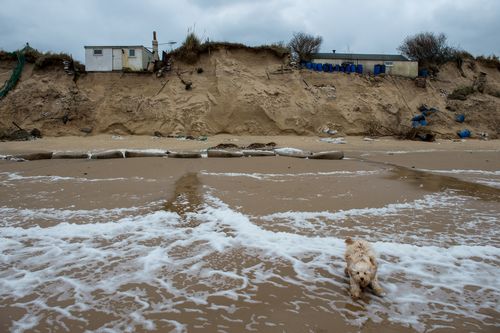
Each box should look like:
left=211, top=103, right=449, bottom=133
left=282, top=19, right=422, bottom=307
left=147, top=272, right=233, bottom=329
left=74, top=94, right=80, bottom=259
left=0, top=48, right=26, bottom=99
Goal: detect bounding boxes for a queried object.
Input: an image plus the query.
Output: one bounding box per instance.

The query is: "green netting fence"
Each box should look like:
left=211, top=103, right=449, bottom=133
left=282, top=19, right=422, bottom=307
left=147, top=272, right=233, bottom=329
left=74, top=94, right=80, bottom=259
left=0, top=49, right=26, bottom=99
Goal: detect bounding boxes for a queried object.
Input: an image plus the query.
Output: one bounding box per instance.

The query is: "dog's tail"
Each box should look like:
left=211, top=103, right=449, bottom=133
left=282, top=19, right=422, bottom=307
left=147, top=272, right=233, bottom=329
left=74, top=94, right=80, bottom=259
left=345, top=237, right=354, bottom=245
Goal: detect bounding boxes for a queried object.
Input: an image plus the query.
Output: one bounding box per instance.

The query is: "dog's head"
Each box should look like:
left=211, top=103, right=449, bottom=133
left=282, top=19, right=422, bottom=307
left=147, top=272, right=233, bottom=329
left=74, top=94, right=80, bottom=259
left=349, top=261, right=373, bottom=288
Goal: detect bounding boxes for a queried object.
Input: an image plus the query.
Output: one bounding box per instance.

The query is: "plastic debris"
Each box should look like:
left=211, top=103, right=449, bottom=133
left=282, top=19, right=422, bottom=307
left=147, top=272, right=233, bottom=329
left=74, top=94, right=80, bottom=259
left=457, top=129, right=471, bottom=138
left=455, top=114, right=465, bottom=123
left=319, top=137, right=347, bottom=144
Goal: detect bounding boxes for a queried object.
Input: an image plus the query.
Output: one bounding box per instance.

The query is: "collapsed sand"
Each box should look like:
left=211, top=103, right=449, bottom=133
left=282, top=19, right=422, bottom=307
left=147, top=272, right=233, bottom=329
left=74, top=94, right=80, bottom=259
left=1, top=48, right=499, bottom=139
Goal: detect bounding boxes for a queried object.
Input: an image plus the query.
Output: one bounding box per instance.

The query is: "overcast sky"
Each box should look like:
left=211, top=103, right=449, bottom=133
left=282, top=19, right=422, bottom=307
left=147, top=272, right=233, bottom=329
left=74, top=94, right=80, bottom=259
left=1, top=0, right=499, bottom=61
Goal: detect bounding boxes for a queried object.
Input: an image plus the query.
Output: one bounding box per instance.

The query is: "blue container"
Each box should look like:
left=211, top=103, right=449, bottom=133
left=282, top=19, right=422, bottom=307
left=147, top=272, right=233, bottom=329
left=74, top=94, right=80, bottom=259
left=334, top=64, right=340, bottom=72
left=316, top=63, right=323, bottom=71
left=322, top=63, right=329, bottom=72
left=328, top=64, right=334, bottom=72
left=356, top=64, right=363, bottom=74
left=339, top=65, right=345, bottom=72
left=374, top=64, right=380, bottom=75
left=345, top=65, right=351, bottom=73
left=305, top=62, right=312, bottom=70
left=455, top=114, right=465, bottom=123
left=419, top=69, right=428, bottom=77
left=380, top=64, right=386, bottom=74
left=412, top=114, right=426, bottom=122
left=350, top=64, right=356, bottom=73
left=457, top=129, right=471, bottom=138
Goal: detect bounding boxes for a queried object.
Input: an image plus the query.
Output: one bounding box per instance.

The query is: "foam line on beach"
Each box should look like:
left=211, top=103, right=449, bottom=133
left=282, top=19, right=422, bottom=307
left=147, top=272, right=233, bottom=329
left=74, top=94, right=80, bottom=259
left=0, top=172, right=156, bottom=183
left=200, top=170, right=382, bottom=180
left=417, top=168, right=500, bottom=176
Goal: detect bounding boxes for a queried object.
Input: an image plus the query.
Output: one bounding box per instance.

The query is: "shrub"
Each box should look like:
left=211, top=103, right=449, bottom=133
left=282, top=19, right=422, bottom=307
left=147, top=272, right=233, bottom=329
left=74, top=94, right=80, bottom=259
left=448, top=86, right=474, bottom=100
left=2, top=46, right=83, bottom=71
left=288, top=32, right=322, bottom=62
left=398, top=32, right=456, bottom=66
left=452, top=50, right=474, bottom=71
left=0, top=50, right=18, bottom=61
left=34, top=52, right=73, bottom=69
left=476, top=55, right=500, bottom=71
left=174, top=32, right=202, bottom=64
left=257, top=41, right=289, bottom=58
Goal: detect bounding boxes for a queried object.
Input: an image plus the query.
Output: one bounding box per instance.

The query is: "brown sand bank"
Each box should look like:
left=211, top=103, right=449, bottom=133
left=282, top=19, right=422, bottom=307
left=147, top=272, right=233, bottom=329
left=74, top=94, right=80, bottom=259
left=1, top=48, right=500, bottom=140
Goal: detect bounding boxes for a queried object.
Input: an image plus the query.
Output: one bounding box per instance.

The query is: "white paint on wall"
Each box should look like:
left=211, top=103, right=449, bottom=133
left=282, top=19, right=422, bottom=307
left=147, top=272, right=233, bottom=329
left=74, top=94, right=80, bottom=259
left=85, top=46, right=153, bottom=72
left=85, top=47, right=113, bottom=71
left=112, top=48, right=123, bottom=70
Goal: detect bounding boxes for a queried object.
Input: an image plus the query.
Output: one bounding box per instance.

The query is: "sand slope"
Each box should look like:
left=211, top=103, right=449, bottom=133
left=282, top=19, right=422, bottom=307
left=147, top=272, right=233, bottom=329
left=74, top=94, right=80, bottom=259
left=1, top=48, right=499, bottom=138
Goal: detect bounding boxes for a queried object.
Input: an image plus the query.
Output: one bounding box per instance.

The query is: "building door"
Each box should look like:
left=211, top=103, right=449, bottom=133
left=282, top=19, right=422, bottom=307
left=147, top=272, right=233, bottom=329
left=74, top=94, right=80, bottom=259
left=112, top=49, right=123, bottom=70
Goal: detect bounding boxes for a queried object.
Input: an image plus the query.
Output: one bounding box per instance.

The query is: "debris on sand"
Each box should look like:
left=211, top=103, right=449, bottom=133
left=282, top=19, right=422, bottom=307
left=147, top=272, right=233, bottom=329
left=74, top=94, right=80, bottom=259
left=455, top=114, right=465, bottom=123
left=319, top=137, right=347, bottom=144
left=411, top=105, right=438, bottom=128
left=274, top=147, right=312, bottom=158
left=309, top=151, right=344, bottom=160
left=457, top=129, right=471, bottom=138
left=207, top=150, right=244, bottom=158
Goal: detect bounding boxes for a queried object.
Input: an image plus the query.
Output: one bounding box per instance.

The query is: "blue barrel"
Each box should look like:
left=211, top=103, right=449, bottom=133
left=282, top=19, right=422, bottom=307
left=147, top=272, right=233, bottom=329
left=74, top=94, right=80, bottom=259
left=374, top=64, right=380, bottom=75
left=356, top=64, right=363, bottom=74
left=322, top=63, right=329, bottom=72
left=328, top=64, right=334, bottom=72
left=316, top=63, right=323, bottom=71
left=334, top=64, right=340, bottom=72
left=305, top=62, right=312, bottom=70
left=345, top=64, right=351, bottom=73
left=339, top=65, right=345, bottom=72
left=457, top=129, right=471, bottom=138
left=380, top=64, right=386, bottom=74
left=419, top=69, right=428, bottom=77
left=350, top=64, right=356, bottom=73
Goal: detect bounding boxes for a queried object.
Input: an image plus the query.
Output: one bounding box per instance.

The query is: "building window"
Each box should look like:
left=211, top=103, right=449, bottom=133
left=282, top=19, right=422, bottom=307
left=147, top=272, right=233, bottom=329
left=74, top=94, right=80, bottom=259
left=93, top=49, right=103, bottom=56
left=384, top=61, right=394, bottom=66
left=129, top=49, right=136, bottom=57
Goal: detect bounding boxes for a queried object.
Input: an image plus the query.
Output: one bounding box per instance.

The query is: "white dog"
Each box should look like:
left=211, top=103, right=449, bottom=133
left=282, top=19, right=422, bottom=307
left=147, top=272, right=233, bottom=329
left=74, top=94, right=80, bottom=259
left=344, top=238, right=385, bottom=299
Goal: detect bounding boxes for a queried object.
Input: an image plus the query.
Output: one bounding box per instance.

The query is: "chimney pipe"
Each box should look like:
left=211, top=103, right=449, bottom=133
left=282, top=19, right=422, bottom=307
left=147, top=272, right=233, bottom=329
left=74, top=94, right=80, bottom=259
left=152, top=31, right=159, bottom=62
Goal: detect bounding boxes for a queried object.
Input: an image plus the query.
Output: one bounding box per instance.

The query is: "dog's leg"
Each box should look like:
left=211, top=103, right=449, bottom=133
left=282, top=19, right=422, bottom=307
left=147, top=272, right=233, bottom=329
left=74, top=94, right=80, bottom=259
left=370, top=275, right=385, bottom=297
left=349, top=276, right=361, bottom=299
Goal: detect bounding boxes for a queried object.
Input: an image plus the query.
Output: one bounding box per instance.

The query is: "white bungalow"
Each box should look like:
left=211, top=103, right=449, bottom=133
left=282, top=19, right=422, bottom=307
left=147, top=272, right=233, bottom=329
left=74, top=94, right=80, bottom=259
left=84, top=45, right=153, bottom=72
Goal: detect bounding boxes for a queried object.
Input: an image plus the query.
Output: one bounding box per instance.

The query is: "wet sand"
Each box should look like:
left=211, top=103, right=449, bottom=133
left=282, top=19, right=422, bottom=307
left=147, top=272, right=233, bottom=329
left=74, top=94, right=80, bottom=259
left=0, top=136, right=499, bottom=332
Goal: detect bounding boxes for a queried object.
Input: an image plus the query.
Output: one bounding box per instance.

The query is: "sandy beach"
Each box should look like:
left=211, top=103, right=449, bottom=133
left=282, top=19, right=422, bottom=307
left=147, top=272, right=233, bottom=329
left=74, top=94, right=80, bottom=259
left=1, top=135, right=499, bottom=332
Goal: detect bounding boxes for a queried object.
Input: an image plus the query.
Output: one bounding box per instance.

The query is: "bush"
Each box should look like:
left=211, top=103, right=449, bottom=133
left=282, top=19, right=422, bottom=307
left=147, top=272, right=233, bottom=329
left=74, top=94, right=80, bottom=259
left=476, top=55, right=500, bottom=71
left=448, top=86, right=474, bottom=100
left=452, top=50, right=474, bottom=70
left=174, top=32, right=202, bottom=64
left=0, top=50, right=18, bottom=61
left=288, top=32, right=322, bottom=62
left=257, top=41, right=289, bottom=58
left=398, top=32, right=456, bottom=66
left=34, top=52, right=73, bottom=69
